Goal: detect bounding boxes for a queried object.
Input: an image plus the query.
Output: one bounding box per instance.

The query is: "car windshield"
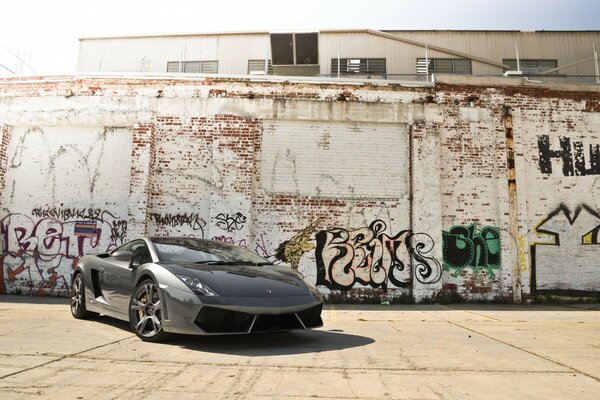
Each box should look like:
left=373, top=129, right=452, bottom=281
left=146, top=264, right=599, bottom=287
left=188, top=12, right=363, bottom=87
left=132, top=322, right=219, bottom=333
left=151, top=237, right=272, bottom=265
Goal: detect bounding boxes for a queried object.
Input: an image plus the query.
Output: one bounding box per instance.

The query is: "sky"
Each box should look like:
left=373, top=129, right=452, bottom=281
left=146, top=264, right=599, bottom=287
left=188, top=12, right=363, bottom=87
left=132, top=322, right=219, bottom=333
left=0, top=0, right=599, bottom=75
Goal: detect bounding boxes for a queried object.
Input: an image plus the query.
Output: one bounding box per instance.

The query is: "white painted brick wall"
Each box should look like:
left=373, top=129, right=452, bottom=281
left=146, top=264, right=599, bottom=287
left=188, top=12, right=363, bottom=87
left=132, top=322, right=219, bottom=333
left=0, top=75, right=598, bottom=301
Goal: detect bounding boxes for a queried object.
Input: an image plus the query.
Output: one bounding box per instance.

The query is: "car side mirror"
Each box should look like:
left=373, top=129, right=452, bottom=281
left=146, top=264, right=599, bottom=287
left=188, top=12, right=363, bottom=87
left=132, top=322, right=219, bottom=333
left=112, top=251, right=134, bottom=262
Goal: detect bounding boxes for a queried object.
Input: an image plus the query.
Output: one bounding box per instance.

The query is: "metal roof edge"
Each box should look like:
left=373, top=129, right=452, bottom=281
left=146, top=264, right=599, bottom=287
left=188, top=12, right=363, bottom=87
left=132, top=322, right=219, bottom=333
left=0, top=72, right=435, bottom=88
left=79, top=28, right=600, bottom=41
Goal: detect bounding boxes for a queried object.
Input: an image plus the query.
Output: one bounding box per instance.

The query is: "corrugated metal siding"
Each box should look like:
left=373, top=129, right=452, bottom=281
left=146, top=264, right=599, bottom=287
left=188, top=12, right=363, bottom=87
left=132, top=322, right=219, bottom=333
left=78, top=33, right=270, bottom=74
left=320, top=32, right=490, bottom=76
left=384, top=30, right=600, bottom=75
left=78, top=31, right=600, bottom=77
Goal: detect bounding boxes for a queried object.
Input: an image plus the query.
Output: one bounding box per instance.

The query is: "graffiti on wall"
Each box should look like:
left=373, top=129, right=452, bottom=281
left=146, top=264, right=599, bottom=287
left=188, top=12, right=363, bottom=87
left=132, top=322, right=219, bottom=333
left=531, top=203, right=600, bottom=293
left=313, top=220, right=441, bottom=291
left=537, top=135, right=600, bottom=176
left=212, top=233, right=279, bottom=264
left=275, top=219, right=322, bottom=271
left=32, top=207, right=127, bottom=244
left=1, top=208, right=127, bottom=294
left=0, top=254, right=4, bottom=294
left=150, top=212, right=206, bottom=237
left=442, top=224, right=501, bottom=278
left=518, top=234, right=528, bottom=272
left=215, top=212, right=247, bottom=233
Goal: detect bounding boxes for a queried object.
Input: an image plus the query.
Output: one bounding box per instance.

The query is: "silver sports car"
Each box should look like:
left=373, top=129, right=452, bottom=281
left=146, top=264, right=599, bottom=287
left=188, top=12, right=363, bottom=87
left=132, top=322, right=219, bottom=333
left=70, top=237, right=323, bottom=342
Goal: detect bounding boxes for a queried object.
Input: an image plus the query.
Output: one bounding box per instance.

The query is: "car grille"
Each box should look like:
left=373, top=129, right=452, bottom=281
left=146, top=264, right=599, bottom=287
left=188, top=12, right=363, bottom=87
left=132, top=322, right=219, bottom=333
left=252, top=313, right=302, bottom=332
left=195, top=304, right=323, bottom=334
left=195, top=307, right=254, bottom=333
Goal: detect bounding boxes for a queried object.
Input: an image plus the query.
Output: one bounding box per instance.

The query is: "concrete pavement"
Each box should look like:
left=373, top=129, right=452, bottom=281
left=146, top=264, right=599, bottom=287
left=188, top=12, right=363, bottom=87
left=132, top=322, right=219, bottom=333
left=0, top=295, right=599, bottom=399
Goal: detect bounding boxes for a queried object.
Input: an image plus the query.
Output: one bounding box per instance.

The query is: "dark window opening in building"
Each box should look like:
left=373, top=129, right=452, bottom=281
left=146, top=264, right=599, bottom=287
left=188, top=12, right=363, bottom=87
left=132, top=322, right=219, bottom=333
left=248, top=60, right=273, bottom=75
left=295, top=33, right=318, bottom=65
left=331, top=58, right=386, bottom=75
left=271, top=34, right=294, bottom=65
left=503, top=59, right=558, bottom=75
left=417, top=58, right=472, bottom=75
left=270, top=32, right=319, bottom=66
left=166, top=60, right=218, bottom=73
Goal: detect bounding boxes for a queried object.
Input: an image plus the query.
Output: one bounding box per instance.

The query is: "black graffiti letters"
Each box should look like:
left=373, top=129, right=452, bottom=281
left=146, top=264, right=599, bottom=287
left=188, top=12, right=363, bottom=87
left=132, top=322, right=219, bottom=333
left=532, top=203, right=600, bottom=293
left=315, top=220, right=441, bottom=291
left=215, top=212, right=247, bottom=233
left=538, top=135, right=600, bottom=176
left=150, top=212, right=205, bottom=231
left=408, top=232, right=441, bottom=284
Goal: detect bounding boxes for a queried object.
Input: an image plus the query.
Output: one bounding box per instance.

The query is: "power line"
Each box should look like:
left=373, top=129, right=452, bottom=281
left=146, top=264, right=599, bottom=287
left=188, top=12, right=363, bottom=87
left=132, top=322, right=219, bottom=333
left=0, top=40, right=37, bottom=73
left=0, top=62, right=15, bottom=74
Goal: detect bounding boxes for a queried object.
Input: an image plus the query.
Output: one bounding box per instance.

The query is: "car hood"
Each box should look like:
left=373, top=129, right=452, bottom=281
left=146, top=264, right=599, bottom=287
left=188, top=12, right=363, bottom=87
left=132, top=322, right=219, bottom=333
left=160, top=262, right=310, bottom=297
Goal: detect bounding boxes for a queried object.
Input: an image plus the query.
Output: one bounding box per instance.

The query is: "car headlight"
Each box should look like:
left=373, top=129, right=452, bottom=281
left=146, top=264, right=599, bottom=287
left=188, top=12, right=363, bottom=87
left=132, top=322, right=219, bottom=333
left=176, top=275, right=217, bottom=296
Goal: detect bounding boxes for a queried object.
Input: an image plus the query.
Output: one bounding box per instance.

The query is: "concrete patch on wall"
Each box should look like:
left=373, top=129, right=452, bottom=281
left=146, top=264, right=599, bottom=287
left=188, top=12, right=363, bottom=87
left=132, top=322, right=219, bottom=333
left=260, top=120, right=409, bottom=199
left=459, top=107, right=492, bottom=122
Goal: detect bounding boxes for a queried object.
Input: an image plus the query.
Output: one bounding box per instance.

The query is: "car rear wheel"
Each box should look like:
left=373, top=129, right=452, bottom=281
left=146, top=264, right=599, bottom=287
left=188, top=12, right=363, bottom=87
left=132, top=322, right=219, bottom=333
left=70, top=272, right=97, bottom=319
left=129, top=279, right=170, bottom=342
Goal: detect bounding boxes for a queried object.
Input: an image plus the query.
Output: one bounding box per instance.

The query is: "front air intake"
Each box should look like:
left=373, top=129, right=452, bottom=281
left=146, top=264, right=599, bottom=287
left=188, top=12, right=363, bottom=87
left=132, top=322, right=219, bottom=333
left=251, top=313, right=303, bottom=332
left=195, top=307, right=254, bottom=333
left=296, top=304, right=323, bottom=328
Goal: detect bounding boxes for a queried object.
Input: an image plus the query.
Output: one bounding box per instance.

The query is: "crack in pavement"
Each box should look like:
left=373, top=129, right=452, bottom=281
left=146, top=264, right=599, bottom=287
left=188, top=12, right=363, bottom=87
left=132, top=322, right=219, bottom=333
left=0, top=335, right=135, bottom=381
left=445, top=320, right=600, bottom=383
left=0, top=352, right=582, bottom=375
left=439, top=305, right=504, bottom=322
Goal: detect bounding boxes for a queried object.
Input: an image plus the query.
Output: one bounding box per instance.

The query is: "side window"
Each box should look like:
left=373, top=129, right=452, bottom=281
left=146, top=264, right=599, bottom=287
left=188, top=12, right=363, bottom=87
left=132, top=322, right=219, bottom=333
left=140, top=249, right=153, bottom=265
left=111, top=241, right=131, bottom=253
left=130, top=241, right=148, bottom=267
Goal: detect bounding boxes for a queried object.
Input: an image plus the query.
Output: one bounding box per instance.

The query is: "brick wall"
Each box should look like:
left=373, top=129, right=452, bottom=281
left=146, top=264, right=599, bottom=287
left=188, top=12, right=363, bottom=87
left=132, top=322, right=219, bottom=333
left=0, top=75, right=598, bottom=301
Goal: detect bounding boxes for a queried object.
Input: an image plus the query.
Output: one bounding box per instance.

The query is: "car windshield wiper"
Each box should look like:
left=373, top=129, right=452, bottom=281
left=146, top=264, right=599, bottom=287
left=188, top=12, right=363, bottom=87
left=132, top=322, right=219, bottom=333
left=193, top=260, right=273, bottom=266
left=194, top=260, right=233, bottom=265
left=235, top=261, right=274, bottom=266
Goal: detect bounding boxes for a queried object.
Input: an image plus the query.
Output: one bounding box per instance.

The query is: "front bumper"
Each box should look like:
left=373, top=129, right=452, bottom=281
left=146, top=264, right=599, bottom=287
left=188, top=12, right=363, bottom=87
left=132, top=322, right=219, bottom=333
left=160, top=285, right=323, bottom=335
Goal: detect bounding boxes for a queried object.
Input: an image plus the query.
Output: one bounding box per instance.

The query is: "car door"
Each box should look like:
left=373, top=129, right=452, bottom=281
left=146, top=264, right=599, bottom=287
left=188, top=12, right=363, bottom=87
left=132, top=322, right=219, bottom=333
left=101, top=240, right=149, bottom=315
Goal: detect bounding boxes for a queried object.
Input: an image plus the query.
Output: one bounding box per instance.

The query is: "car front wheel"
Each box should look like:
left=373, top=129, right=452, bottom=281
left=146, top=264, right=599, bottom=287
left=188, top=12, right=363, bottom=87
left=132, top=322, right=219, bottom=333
left=129, top=279, right=170, bottom=342
left=70, top=272, right=97, bottom=319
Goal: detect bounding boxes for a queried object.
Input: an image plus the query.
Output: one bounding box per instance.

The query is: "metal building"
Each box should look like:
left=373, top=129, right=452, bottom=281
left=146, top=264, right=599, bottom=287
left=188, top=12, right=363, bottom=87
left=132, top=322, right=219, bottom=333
left=77, top=29, right=600, bottom=83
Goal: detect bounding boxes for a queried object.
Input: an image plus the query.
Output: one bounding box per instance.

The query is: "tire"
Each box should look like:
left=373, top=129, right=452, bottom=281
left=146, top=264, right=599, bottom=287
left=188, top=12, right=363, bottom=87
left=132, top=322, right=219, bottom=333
left=129, top=279, right=170, bottom=342
left=70, top=272, right=97, bottom=319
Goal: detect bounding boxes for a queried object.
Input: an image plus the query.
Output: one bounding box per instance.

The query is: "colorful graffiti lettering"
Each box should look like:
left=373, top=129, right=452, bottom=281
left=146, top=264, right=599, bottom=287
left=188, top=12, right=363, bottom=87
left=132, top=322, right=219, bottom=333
left=215, top=212, right=247, bottom=233
left=315, top=220, right=441, bottom=291
left=442, top=224, right=501, bottom=278
left=1, top=209, right=126, bottom=294
left=276, top=219, right=322, bottom=271
left=211, top=235, right=248, bottom=248
left=32, top=207, right=127, bottom=244
left=518, top=234, right=528, bottom=272
left=531, top=204, right=600, bottom=294
left=537, top=135, right=600, bottom=176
